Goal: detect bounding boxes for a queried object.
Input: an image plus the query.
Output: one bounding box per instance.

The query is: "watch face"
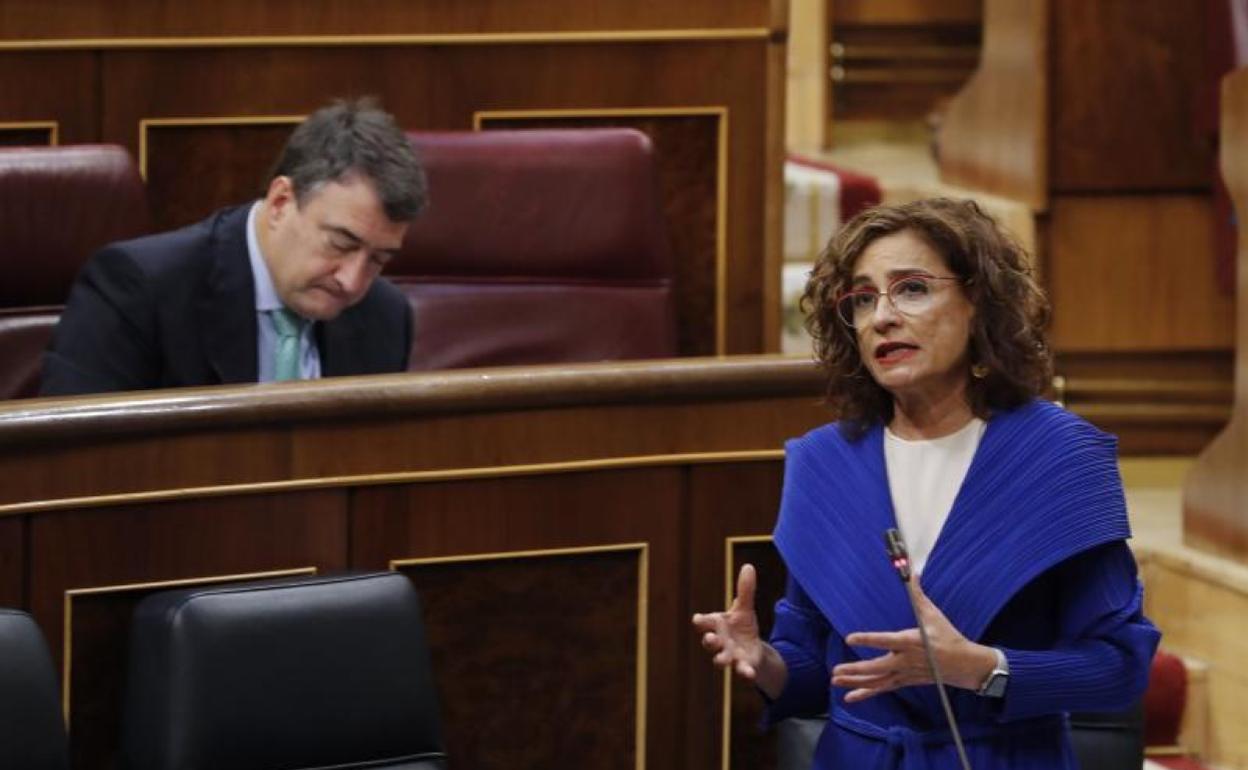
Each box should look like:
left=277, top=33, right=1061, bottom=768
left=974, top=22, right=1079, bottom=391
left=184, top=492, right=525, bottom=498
left=982, top=672, right=1008, bottom=698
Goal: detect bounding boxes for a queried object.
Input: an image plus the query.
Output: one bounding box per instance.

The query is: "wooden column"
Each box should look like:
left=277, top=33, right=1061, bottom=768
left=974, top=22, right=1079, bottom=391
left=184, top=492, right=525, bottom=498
left=1183, top=68, right=1248, bottom=560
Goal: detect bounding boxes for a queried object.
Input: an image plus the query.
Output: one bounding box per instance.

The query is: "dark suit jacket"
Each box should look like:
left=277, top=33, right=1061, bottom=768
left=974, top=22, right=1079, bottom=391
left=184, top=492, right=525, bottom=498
left=40, top=204, right=412, bottom=397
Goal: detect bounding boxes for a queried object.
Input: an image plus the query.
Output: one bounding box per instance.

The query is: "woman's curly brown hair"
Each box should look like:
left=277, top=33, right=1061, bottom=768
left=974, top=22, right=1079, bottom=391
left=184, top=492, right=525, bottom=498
left=800, top=197, right=1052, bottom=435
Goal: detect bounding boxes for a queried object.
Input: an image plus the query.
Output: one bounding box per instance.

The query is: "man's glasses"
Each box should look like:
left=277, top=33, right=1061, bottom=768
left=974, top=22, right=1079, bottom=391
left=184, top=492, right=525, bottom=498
left=835, top=274, right=963, bottom=329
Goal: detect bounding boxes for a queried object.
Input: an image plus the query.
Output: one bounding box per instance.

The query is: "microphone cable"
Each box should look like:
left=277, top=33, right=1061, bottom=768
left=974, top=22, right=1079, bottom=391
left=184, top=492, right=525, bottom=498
left=884, top=528, right=972, bottom=770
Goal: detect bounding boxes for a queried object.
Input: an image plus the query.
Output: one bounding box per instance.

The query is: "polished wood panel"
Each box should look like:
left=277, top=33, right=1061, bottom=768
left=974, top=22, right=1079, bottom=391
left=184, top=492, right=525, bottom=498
left=0, top=124, right=55, bottom=146
left=480, top=113, right=721, bottom=356
left=0, top=0, right=772, bottom=40
left=834, top=0, right=981, bottom=24
left=143, top=121, right=296, bottom=231
left=937, top=0, right=1048, bottom=210
left=726, top=538, right=786, bottom=770
left=684, top=462, right=785, bottom=770
left=1050, top=0, right=1211, bottom=192
left=356, top=469, right=681, bottom=770
left=1185, top=67, right=1248, bottom=561
left=0, top=427, right=290, bottom=509
left=31, top=492, right=348, bottom=664
left=398, top=547, right=646, bottom=770
left=0, top=516, right=23, bottom=608
left=1046, top=195, right=1232, bottom=352
left=933, top=0, right=1233, bottom=429
left=0, top=53, right=97, bottom=145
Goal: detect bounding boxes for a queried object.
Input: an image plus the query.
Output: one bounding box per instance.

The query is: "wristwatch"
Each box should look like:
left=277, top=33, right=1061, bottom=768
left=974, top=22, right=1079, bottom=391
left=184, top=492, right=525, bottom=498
left=976, top=647, right=1010, bottom=698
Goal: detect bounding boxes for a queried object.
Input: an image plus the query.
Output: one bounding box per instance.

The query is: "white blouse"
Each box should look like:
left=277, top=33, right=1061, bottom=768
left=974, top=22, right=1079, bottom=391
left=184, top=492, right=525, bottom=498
left=884, top=417, right=986, bottom=575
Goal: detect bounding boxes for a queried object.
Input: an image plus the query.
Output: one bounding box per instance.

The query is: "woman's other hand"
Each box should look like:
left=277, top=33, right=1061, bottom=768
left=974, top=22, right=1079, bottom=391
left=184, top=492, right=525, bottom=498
left=831, top=575, right=997, bottom=703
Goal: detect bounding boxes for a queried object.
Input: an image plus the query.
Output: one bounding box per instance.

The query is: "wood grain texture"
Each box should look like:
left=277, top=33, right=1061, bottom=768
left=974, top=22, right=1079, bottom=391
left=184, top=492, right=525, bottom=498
left=726, top=539, right=786, bottom=770
left=1184, top=67, right=1248, bottom=560
left=834, top=0, right=982, bottom=25
left=0, top=0, right=773, bottom=40
left=0, top=52, right=97, bottom=144
left=0, top=125, right=55, bottom=146
left=355, top=469, right=682, bottom=770
left=683, top=462, right=785, bottom=770
left=1049, top=0, right=1212, bottom=192
left=937, top=0, right=1048, bottom=210
left=399, top=550, right=643, bottom=770
left=0, top=516, right=22, bottom=608
left=143, top=122, right=294, bottom=231
left=32, top=491, right=348, bottom=663
left=1045, top=195, right=1232, bottom=352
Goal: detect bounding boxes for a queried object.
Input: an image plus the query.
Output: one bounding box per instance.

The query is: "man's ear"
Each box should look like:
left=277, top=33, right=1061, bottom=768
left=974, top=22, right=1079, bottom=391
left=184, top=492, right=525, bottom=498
left=263, top=176, right=296, bottom=223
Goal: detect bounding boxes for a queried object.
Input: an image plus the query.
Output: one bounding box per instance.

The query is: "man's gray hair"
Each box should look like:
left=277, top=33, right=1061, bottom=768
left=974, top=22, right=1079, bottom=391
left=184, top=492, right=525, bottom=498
left=269, top=98, right=427, bottom=222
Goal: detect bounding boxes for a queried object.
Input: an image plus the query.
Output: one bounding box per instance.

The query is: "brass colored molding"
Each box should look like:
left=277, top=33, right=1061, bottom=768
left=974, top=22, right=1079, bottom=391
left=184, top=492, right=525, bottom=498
left=475, top=106, right=731, bottom=354
left=0, top=120, right=59, bottom=145
left=393, top=542, right=649, bottom=770
left=138, top=115, right=305, bottom=180
left=61, top=566, right=319, bottom=724
left=0, top=449, right=785, bottom=517
left=0, top=28, right=771, bottom=52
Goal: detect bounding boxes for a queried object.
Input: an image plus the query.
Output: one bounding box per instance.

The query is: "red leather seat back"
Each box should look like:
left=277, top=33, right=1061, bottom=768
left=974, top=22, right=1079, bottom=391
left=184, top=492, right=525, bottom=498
left=395, top=129, right=677, bottom=370
left=0, top=145, right=149, bottom=398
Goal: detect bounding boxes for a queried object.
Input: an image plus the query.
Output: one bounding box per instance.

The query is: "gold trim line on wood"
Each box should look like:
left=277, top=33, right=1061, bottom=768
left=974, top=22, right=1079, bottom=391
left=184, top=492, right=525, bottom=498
left=0, top=120, right=59, bottom=145
left=0, top=28, right=773, bottom=52
left=61, top=566, right=318, bottom=725
left=392, top=542, right=649, bottom=769
left=138, top=115, right=305, bottom=180
left=474, top=106, right=730, bottom=355
left=721, top=534, right=775, bottom=770
left=635, top=544, right=649, bottom=770
left=390, top=540, right=649, bottom=568
left=0, top=448, right=785, bottom=516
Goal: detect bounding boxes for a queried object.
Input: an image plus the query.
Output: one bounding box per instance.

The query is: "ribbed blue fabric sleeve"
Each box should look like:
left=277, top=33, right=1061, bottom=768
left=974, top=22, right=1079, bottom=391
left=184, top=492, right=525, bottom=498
left=765, top=575, right=832, bottom=724
left=999, top=542, right=1161, bottom=721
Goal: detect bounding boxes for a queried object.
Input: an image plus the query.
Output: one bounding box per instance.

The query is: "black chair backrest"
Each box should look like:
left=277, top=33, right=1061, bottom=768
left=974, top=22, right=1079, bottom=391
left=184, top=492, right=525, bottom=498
left=1068, top=703, right=1145, bottom=770
left=121, top=572, right=446, bottom=770
left=0, top=608, right=69, bottom=770
left=773, top=704, right=1145, bottom=770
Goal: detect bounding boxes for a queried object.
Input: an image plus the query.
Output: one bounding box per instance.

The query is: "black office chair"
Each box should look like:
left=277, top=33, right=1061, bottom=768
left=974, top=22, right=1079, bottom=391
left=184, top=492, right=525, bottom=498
left=1068, top=703, right=1145, bottom=770
left=121, top=572, right=446, bottom=770
left=773, top=705, right=1144, bottom=770
left=0, top=608, right=70, bottom=770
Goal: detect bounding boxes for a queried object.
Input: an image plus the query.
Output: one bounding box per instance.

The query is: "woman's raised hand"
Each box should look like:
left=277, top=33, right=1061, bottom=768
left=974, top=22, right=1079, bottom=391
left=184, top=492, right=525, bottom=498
left=692, top=564, right=772, bottom=683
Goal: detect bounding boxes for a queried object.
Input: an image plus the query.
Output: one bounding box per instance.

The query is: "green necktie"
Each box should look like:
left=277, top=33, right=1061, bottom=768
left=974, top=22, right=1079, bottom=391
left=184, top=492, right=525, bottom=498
left=270, top=308, right=305, bottom=382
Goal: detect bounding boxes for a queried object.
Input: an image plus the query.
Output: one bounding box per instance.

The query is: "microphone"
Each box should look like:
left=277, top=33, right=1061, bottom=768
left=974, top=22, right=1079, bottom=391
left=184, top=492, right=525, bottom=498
left=883, top=528, right=972, bottom=770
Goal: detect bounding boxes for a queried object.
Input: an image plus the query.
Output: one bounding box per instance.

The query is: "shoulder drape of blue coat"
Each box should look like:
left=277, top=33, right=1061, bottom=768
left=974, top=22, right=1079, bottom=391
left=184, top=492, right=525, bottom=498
left=774, top=399, right=1132, bottom=651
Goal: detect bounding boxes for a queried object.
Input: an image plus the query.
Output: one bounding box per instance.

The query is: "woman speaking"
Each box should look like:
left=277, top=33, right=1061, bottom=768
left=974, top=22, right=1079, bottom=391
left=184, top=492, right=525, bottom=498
left=692, top=198, right=1159, bottom=769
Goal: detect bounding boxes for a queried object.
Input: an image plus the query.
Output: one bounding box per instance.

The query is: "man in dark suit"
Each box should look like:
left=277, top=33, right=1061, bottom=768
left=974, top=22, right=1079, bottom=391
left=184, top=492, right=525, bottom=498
left=40, top=98, right=426, bottom=397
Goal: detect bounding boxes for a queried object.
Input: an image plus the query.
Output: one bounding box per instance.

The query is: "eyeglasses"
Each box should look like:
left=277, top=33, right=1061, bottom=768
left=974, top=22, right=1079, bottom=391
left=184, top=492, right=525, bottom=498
left=835, top=274, right=963, bottom=329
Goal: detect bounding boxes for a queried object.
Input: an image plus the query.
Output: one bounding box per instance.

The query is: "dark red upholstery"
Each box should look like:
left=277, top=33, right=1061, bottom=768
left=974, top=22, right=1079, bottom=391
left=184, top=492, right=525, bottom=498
left=0, top=145, right=149, bottom=399
left=0, top=312, right=59, bottom=400
left=1144, top=649, right=1188, bottom=747
left=396, top=129, right=678, bottom=370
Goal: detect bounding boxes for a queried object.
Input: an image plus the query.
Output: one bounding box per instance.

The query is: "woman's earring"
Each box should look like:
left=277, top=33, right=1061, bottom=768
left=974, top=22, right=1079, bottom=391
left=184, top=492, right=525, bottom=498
left=971, top=362, right=989, bottom=379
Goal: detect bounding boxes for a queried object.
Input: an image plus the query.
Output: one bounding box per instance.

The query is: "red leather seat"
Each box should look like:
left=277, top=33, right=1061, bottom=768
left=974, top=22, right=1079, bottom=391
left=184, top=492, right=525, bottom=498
left=397, top=129, right=678, bottom=370
left=0, top=145, right=149, bottom=398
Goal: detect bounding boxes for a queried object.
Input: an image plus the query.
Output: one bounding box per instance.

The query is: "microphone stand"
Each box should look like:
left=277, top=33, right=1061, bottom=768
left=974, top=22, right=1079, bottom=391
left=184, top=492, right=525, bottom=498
left=885, top=528, right=972, bottom=770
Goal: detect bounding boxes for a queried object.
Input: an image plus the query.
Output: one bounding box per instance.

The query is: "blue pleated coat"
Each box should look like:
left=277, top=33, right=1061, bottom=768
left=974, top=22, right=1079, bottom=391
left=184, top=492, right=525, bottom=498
left=769, top=399, right=1161, bottom=769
